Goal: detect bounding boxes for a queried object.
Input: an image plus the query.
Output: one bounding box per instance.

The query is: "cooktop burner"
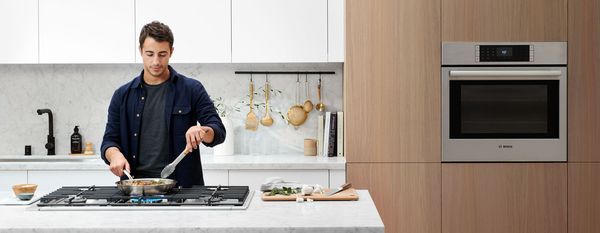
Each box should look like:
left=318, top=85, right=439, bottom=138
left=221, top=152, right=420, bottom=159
left=35, top=185, right=252, bottom=211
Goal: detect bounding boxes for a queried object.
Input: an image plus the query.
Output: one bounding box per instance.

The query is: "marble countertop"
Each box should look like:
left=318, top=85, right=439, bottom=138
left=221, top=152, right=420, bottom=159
left=0, top=190, right=383, bottom=233
left=0, top=154, right=346, bottom=170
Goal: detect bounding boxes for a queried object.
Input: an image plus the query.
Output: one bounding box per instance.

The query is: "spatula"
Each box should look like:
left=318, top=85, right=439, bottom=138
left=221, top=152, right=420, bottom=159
left=160, top=148, right=191, bottom=178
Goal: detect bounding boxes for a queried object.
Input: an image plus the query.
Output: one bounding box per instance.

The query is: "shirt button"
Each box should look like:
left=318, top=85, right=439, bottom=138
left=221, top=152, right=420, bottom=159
left=141, top=97, right=145, bottom=100
left=136, top=114, right=140, bottom=117
left=178, top=110, right=182, bottom=113
left=133, top=155, right=136, bottom=159
left=134, top=133, right=138, bottom=137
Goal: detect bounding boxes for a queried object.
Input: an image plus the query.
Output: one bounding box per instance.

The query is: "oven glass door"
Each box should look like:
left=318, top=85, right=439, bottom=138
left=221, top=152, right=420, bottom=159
left=449, top=80, right=559, bottom=138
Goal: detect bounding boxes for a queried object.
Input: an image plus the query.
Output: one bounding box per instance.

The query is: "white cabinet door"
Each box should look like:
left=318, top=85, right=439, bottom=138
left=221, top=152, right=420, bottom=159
left=328, top=0, right=344, bottom=62
left=135, top=0, right=231, bottom=63
left=0, top=0, right=38, bottom=63
left=329, top=169, right=345, bottom=188
left=232, top=0, right=327, bottom=63
left=0, top=171, right=28, bottom=193
left=203, top=169, right=228, bottom=186
left=229, top=169, right=328, bottom=191
left=39, top=0, right=135, bottom=63
left=28, top=170, right=118, bottom=193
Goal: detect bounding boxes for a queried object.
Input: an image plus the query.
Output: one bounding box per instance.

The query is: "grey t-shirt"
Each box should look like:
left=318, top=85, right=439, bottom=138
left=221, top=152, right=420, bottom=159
left=136, top=81, right=170, bottom=178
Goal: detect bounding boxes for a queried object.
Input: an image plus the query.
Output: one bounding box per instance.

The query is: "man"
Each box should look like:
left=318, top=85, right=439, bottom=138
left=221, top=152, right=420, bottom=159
left=101, top=21, right=225, bottom=187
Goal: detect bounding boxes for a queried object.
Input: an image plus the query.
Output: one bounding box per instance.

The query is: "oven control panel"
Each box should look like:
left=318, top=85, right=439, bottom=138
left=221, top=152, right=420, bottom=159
left=476, top=45, right=533, bottom=62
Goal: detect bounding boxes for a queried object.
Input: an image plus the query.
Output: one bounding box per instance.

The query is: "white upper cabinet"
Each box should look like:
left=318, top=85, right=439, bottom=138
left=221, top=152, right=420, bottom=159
left=0, top=0, right=38, bottom=64
left=232, top=0, right=328, bottom=63
left=135, top=0, right=231, bottom=63
left=5, top=0, right=341, bottom=64
left=328, top=0, right=345, bottom=62
left=39, top=0, right=135, bottom=63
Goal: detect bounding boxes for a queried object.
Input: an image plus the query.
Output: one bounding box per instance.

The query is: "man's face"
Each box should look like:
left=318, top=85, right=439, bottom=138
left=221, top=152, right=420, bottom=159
left=140, top=37, right=173, bottom=78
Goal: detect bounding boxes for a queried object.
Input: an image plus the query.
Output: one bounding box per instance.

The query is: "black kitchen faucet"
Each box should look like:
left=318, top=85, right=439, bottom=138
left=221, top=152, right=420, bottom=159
left=37, top=108, right=55, bottom=155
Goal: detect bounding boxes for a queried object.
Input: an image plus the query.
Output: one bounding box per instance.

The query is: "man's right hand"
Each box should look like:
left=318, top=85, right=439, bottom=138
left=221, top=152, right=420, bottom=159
left=106, top=147, right=130, bottom=177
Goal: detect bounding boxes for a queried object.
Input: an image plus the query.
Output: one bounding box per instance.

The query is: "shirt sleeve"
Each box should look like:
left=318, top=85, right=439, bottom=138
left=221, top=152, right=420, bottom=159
left=194, top=83, right=226, bottom=148
left=100, top=89, right=123, bottom=165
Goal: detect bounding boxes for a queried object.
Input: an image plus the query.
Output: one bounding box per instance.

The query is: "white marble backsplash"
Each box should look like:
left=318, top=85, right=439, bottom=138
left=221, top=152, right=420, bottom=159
left=0, top=63, right=343, bottom=156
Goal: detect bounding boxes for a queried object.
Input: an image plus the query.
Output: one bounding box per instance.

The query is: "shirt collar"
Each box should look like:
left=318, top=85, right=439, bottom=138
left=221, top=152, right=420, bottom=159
left=131, top=65, right=178, bottom=89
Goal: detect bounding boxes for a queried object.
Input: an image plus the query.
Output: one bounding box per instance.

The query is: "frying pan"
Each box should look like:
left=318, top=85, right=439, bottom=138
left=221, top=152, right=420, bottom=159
left=116, top=178, right=177, bottom=196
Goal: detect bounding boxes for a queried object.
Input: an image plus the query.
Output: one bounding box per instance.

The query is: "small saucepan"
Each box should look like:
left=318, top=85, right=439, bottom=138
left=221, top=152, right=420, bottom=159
left=116, top=178, right=177, bottom=196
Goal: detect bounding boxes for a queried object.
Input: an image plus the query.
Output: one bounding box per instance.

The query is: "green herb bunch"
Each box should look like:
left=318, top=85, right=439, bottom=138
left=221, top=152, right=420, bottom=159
left=266, top=187, right=301, bottom=196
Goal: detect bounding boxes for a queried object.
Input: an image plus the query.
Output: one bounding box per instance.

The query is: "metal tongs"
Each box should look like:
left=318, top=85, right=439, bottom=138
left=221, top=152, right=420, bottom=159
left=160, top=148, right=191, bottom=178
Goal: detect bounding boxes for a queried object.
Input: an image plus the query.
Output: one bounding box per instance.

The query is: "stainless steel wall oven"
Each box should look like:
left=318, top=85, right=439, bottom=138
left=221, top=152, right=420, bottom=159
left=442, top=42, right=567, bottom=162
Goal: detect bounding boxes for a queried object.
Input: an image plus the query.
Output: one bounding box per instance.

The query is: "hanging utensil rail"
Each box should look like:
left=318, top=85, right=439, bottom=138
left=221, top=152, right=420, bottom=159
left=235, top=71, right=335, bottom=75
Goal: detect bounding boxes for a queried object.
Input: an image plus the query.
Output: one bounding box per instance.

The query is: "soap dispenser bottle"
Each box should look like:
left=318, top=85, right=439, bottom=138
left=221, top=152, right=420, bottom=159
left=71, top=126, right=82, bottom=154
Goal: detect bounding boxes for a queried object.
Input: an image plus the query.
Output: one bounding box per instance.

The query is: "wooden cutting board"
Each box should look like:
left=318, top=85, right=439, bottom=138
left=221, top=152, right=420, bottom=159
left=261, top=188, right=359, bottom=201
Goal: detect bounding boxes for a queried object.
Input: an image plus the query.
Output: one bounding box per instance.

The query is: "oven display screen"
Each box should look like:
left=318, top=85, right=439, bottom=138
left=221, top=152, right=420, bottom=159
left=479, top=45, right=529, bottom=62
left=496, top=47, right=512, bottom=57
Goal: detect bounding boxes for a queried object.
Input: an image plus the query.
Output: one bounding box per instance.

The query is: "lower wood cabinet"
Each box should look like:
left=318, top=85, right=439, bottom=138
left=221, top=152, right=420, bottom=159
left=569, top=163, right=600, bottom=233
left=442, top=163, right=567, bottom=233
left=347, top=163, right=441, bottom=233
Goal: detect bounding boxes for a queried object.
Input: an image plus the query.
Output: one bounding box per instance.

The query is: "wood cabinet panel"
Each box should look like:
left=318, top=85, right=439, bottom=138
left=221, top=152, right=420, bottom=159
left=345, top=0, right=440, bottom=162
left=568, top=0, right=600, bottom=162
left=442, top=163, right=567, bottom=233
left=442, top=0, right=567, bottom=41
left=347, top=163, right=441, bottom=233
left=569, top=163, right=600, bottom=233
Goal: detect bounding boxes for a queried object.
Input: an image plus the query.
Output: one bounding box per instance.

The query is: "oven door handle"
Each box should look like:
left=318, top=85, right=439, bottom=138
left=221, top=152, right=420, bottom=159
left=449, top=70, right=562, bottom=80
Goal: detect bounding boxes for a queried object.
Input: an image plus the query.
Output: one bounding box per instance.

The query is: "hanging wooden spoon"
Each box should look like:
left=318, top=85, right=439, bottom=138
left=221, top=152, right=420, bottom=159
left=245, top=75, right=259, bottom=131
left=260, top=74, right=274, bottom=126
left=315, top=75, right=326, bottom=112
left=303, top=74, right=314, bottom=113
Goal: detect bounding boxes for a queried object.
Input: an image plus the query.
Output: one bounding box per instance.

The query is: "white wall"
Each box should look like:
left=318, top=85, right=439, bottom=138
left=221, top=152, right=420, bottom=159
left=0, top=63, right=343, bottom=156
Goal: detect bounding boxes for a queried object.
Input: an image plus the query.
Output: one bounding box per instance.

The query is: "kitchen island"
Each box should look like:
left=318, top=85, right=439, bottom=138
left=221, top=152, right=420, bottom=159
left=0, top=190, right=383, bottom=233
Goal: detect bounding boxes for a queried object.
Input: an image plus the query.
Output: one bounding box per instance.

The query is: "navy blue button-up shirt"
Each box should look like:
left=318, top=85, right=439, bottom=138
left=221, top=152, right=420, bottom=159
left=101, top=66, right=225, bottom=187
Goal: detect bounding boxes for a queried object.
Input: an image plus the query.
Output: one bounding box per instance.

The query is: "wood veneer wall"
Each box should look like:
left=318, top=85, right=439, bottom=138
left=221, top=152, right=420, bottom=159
left=345, top=0, right=441, bottom=232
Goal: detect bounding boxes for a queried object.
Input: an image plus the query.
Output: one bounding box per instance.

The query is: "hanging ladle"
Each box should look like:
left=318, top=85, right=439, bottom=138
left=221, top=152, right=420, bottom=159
left=315, top=74, right=326, bottom=112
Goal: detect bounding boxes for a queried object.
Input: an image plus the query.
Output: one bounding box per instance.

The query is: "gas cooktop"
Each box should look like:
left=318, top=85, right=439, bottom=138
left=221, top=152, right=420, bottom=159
left=34, top=185, right=253, bottom=211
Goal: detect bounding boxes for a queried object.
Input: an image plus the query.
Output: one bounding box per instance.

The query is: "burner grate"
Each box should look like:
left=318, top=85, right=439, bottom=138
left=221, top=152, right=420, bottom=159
left=37, top=185, right=250, bottom=207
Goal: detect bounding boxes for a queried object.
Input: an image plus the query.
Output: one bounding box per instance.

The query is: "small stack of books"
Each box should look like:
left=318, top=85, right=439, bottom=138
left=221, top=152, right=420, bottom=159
left=317, top=111, right=344, bottom=157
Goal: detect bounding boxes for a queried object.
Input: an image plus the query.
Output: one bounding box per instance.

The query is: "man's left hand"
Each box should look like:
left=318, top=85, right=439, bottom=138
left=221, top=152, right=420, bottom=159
left=185, top=125, right=214, bottom=151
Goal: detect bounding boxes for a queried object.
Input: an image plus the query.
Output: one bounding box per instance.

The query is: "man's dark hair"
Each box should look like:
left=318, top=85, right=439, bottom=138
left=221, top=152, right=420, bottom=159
left=139, top=21, right=174, bottom=49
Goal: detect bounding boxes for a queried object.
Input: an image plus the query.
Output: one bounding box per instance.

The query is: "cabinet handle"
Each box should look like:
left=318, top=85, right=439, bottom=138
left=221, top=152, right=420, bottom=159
left=449, top=70, right=562, bottom=80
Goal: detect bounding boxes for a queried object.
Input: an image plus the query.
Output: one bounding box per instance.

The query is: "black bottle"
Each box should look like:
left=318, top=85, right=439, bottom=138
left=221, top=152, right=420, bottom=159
left=71, top=126, right=82, bottom=154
